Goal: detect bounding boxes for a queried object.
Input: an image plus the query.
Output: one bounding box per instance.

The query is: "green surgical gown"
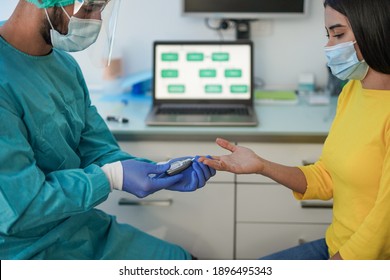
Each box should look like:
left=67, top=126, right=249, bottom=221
left=0, top=36, right=191, bottom=260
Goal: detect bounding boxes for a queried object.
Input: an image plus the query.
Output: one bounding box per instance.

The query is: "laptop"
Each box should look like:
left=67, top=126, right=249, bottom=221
left=145, top=41, right=258, bottom=126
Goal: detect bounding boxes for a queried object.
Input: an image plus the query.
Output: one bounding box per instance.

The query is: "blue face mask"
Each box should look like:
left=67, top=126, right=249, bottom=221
left=324, top=41, right=369, bottom=80
left=44, top=6, right=102, bottom=52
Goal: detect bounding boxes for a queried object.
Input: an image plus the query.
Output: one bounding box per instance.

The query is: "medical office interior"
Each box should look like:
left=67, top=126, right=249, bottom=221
left=1, top=0, right=338, bottom=260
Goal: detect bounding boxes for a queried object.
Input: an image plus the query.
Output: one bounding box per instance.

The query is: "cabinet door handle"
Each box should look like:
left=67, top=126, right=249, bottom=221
left=298, top=238, right=306, bottom=245
left=118, top=198, right=173, bottom=207
left=302, top=160, right=315, bottom=166
left=300, top=201, right=333, bottom=209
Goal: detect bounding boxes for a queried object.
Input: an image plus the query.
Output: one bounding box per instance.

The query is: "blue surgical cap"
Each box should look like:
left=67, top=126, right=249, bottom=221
left=26, top=0, right=81, bottom=8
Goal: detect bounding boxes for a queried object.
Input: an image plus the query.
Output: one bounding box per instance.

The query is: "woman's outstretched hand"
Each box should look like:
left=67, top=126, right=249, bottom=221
left=198, top=138, right=264, bottom=174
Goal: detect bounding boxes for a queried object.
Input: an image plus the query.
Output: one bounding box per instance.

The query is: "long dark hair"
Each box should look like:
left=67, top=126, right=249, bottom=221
left=324, top=0, right=390, bottom=74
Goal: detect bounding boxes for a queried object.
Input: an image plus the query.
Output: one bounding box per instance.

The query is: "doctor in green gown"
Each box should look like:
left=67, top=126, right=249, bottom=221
left=0, top=0, right=215, bottom=260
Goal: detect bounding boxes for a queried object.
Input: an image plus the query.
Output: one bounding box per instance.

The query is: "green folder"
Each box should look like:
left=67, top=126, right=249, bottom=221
left=255, top=90, right=298, bottom=104
left=255, top=90, right=297, bottom=100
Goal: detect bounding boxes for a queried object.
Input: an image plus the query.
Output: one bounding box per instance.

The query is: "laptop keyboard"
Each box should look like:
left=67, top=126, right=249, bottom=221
left=156, top=107, right=250, bottom=115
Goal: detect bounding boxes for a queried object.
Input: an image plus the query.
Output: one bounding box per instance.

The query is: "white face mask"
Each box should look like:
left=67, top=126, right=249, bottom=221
left=45, top=7, right=102, bottom=52
left=324, top=41, right=369, bottom=81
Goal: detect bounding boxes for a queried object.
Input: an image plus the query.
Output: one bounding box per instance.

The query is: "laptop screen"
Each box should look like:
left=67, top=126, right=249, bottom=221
left=153, top=41, right=253, bottom=102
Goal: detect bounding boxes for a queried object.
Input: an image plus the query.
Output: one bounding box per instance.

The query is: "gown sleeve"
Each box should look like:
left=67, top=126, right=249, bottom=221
left=0, top=78, right=147, bottom=236
left=0, top=103, right=104, bottom=235
left=76, top=72, right=152, bottom=167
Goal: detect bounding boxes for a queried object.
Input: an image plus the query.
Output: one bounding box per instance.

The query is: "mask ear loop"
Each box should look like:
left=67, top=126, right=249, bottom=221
left=44, top=8, right=55, bottom=30
left=44, top=7, right=71, bottom=32
left=60, top=6, right=72, bottom=20
left=352, top=40, right=367, bottom=63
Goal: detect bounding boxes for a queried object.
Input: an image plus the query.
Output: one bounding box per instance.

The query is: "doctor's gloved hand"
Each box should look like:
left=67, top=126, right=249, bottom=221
left=101, top=160, right=184, bottom=198
left=120, top=160, right=185, bottom=198
left=163, top=156, right=216, bottom=192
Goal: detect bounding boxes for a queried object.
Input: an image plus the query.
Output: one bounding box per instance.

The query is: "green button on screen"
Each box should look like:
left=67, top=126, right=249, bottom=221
left=231, top=85, right=249, bottom=93
left=199, top=69, right=217, bottom=78
left=205, top=85, right=223, bottom=93
left=225, top=69, right=242, bottom=78
left=168, top=85, right=186, bottom=93
left=161, top=70, right=179, bottom=78
left=187, top=53, right=204, bottom=61
left=161, top=53, right=179, bottom=61
left=212, top=52, right=230, bottom=61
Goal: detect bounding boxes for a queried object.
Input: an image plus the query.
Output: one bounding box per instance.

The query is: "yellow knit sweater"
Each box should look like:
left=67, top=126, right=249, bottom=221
left=295, top=80, right=390, bottom=259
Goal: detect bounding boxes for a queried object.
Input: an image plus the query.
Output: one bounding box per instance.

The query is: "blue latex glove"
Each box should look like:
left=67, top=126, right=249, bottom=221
left=121, top=159, right=184, bottom=198
left=163, top=155, right=216, bottom=192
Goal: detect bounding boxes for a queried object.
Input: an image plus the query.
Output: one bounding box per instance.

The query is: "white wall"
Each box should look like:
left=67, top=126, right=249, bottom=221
left=1, top=0, right=328, bottom=89
left=0, top=1, right=17, bottom=17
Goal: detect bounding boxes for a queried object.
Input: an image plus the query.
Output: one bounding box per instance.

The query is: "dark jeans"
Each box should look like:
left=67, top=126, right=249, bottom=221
left=259, top=238, right=329, bottom=260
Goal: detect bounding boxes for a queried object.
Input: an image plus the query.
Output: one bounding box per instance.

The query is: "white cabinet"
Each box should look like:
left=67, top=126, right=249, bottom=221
left=235, top=142, right=332, bottom=259
left=98, top=183, right=234, bottom=259
left=236, top=184, right=332, bottom=224
left=236, top=223, right=330, bottom=259
left=97, top=141, right=235, bottom=260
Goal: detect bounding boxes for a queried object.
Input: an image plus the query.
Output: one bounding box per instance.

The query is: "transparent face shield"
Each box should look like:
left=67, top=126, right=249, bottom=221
left=73, top=0, right=122, bottom=67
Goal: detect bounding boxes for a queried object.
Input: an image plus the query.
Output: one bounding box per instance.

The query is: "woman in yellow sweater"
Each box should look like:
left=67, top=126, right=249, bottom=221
left=200, top=0, right=390, bottom=260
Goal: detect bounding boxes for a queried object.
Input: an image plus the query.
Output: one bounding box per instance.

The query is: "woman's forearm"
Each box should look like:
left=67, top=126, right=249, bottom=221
left=260, top=159, right=308, bottom=194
